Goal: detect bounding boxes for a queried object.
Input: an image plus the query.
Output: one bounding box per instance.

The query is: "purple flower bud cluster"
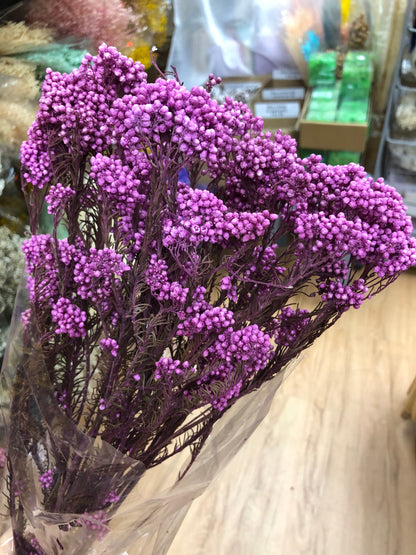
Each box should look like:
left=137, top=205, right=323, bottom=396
left=21, top=44, right=147, bottom=189
left=100, top=337, right=119, bottom=357
left=274, top=307, right=310, bottom=347
left=89, top=152, right=151, bottom=252
left=22, top=234, right=58, bottom=304
left=177, top=305, right=235, bottom=337
left=211, top=380, right=243, bottom=412
left=207, top=325, right=272, bottom=370
left=39, top=467, right=56, bottom=490
left=204, top=73, right=222, bottom=93
left=220, top=276, right=238, bottom=302
left=0, top=447, right=6, bottom=468
left=319, top=278, right=368, bottom=311
left=45, top=182, right=76, bottom=215
left=145, top=254, right=189, bottom=306
left=296, top=159, right=416, bottom=277
left=104, top=491, right=120, bottom=505
left=224, top=131, right=300, bottom=211
left=30, top=537, right=44, bottom=555
left=80, top=510, right=109, bottom=541
left=73, top=248, right=130, bottom=307
left=243, top=245, right=286, bottom=284
left=51, top=297, right=87, bottom=337
left=155, top=357, right=191, bottom=379
left=163, top=183, right=277, bottom=248
left=196, top=324, right=273, bottom=410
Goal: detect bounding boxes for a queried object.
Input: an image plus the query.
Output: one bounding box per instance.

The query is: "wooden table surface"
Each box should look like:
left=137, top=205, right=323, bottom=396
left=166, top=271, right=416, bottom=555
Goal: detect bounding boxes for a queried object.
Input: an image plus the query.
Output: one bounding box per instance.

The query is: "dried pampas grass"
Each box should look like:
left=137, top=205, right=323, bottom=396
left=0, top=57, right=39, bottom=100
left=0, top=21, right=53, bottom=56
left=25, top=0, right=139, bottom=49
left=0, top=100, right=37, bottom=148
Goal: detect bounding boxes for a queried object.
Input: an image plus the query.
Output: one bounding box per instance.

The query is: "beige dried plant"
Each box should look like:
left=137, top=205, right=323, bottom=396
left=0, top=57, right=40, bottom=100
left=0, top=100, right=37, bottom=148
left=0, top=21, right=53, bottom=56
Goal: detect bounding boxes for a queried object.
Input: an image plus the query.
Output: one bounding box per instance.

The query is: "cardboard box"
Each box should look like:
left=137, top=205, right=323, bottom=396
left=218, top=74, right=271, bottom=110
left=261, top=86, right=305, bottom=101
left=253, top=99, right=302, bottom=133
left=250, top=79, right=305, bottom=134
left=271, top=68, right=305, bottom=88
left=298, top=91, right=369, bottom=152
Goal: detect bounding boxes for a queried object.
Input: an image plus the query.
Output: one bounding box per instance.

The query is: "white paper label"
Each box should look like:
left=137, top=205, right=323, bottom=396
left=254, top=101, right=300, bottom=120
left=262, top=87, right=305, bottom=101
left=222, top=81, right=263, bottom=93
left=272, top=68, right=303, bottom=81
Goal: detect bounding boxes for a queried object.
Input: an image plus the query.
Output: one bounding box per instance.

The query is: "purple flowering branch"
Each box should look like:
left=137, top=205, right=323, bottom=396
left=6, top=43, right=416, bottom=549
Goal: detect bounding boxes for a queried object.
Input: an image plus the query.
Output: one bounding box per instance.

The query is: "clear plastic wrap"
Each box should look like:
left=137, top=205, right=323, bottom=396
left=0, top=226, right=24, bottom=363
left=0, top=276, right=293, bottom=554
left=167, top=0, right=301, bottom=87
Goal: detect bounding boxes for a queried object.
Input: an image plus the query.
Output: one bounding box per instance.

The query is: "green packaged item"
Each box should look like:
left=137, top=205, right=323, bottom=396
left=310, top=84, right=340, bottom=111
left=308, top=51, right=337, bottom=86
left=311, top=83, right=341, bottom=101
left=308, top=97, right=339, bottom=112
left=336, top=99, right=369, bottom=123
left=306, top=109, right=337, bottom=122
left=327, top=151, right=361, bottom=165
left=340, top=51, right=372, bottom=101
left=344, top=51, right=372, bottom=66
left=341, top=81, right=371, bottom=101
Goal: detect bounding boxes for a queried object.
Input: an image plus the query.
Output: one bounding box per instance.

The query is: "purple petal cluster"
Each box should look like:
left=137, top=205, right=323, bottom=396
left=100, top=337, right=119, bottom=357
left=274, top=307, right=310, bottom=347
left=22, top=234, right=58, bottom=304
left=220, top=275, right=238, bottom=302
left=163, top=183, right=277, bottom=248
left=194, top=324, right=273, bottom=410
left=45, top=182, right=76, bottom=215
left=177, top=305, right=235, bottom=337
left=39, top=467, right=56, bottom=490
left=145, top=254, right=189, bottom=305
left=73, top=248, right=130, bottom=306
left=155, top=357, right=191, bottom=379
left=51, top=297, right=87, bottom=337
left=80, top=510, right=109, bottom=541
left=89, top=152, right=151, bottom=252
left=21, top=44, right=147, bottom=189
left=319, top=278, right=368, bottom=311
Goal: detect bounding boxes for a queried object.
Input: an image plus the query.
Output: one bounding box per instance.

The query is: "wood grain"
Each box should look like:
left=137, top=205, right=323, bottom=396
left=165, top=271, right=416, bottom=555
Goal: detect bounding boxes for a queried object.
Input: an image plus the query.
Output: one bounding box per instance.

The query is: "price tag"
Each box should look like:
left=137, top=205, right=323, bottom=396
left=254, top=101, right=301, bottom=120
left=272, top=68, right=303, bottom=81
left=262, top=87, right=305, bottom=101
left=222, top=81, right=263, bottom=93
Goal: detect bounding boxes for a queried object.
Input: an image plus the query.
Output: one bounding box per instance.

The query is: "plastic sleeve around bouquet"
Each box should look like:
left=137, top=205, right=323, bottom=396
left=0, top=273, right=295, bottom=554
left=0, top=274, right=146, bottom=553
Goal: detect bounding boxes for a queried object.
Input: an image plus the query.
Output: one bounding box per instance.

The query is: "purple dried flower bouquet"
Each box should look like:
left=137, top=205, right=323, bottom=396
left=2, top=44, right=416, bottom=553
